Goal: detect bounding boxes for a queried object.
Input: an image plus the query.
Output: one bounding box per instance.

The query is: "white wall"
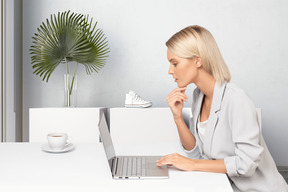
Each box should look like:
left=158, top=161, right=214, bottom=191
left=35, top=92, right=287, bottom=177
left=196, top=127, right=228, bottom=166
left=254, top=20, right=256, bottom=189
left=23, top=0, right=288, bottom=165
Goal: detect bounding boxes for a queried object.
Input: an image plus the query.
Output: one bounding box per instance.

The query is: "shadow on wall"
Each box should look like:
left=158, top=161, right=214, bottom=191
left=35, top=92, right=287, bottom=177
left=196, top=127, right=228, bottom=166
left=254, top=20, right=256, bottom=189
left=278, top=166, right=288, bottom=184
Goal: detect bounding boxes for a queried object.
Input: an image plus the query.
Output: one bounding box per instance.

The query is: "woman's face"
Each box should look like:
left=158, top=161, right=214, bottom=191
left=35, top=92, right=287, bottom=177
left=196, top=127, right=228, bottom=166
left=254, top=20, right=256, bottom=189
left=167, top=49, right=200, bottom=88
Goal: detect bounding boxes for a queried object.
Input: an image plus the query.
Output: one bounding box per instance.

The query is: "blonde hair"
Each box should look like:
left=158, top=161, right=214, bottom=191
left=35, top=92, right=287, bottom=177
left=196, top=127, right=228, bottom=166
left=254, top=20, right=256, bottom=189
left=166, top=25, right=231, bottom=83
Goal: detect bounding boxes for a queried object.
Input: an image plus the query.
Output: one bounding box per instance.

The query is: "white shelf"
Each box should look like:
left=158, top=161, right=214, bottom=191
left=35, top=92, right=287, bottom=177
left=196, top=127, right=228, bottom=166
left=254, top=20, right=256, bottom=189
left=110, top=107, right=192, bottom=155
left=29, top=107, right=106, bottom=143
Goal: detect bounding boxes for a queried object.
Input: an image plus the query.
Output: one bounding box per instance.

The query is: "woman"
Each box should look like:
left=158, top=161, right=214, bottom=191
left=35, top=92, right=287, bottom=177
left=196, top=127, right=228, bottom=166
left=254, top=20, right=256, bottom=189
left=156, top=25, right=288, bottom=192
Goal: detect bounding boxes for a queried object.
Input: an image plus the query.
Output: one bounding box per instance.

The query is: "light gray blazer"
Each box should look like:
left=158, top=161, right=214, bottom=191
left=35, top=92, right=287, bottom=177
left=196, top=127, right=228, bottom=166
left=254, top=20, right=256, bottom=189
left=184, top=81, right=288, bottom=192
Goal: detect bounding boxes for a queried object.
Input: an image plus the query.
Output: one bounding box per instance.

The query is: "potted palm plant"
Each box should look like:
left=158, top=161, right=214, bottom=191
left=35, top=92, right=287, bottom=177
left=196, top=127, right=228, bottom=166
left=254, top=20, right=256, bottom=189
left=30, top=10, right=110, bottom=107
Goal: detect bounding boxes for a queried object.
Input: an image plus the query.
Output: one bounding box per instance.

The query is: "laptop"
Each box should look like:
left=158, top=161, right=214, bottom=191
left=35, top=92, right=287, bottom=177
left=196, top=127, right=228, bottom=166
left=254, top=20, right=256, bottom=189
left=98, top=113, right=169, bottom=179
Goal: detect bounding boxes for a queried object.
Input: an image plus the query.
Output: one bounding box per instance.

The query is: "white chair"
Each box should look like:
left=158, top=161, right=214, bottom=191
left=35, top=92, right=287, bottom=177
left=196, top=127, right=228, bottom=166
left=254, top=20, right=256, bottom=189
left=29, top=108, right=106, bottom=143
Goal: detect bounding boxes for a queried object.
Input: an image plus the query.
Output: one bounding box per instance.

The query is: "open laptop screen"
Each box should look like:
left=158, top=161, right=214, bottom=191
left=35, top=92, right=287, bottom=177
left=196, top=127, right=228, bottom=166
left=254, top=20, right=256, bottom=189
left=98, top=113, right=116, bottom=170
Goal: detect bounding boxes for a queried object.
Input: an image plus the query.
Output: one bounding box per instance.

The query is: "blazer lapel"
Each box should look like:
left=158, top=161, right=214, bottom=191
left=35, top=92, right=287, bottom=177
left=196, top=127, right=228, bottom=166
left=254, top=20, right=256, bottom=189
left=192, top=89, right=205, bottom=157
left=192, top=90, right=204, bottom=124
left=203, top=81, right=227, bottom=159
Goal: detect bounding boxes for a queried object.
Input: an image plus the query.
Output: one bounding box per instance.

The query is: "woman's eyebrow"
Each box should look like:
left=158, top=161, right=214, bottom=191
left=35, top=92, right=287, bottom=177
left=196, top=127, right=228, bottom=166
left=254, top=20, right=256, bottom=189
left=169, top=58, right=176, bottom=62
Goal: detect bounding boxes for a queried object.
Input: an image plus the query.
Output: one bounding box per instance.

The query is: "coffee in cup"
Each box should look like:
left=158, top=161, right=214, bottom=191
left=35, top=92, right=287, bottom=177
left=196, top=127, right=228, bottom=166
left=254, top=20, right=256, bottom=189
left=47, top=133, right=69, bottom=150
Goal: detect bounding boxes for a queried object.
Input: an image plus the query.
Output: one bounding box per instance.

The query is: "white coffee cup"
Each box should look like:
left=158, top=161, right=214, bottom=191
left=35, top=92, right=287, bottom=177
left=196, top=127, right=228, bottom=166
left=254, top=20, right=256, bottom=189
left=47, top=133, right=69, bottom=150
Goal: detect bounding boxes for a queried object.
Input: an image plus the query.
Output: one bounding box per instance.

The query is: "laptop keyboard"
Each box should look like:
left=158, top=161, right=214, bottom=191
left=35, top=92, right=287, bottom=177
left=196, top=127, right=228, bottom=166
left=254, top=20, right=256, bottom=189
left=121, top=156, right=146, bottom=177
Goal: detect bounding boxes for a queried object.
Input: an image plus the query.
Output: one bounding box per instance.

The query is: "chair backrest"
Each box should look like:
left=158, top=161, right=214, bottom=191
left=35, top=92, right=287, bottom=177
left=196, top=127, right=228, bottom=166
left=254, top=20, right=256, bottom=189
left=29, top=108, right=106, bottom=143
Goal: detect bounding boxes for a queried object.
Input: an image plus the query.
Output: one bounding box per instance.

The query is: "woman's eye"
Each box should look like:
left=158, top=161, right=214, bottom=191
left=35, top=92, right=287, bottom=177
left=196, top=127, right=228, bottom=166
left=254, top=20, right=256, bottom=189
left=173, top=63, right=178, bottom=67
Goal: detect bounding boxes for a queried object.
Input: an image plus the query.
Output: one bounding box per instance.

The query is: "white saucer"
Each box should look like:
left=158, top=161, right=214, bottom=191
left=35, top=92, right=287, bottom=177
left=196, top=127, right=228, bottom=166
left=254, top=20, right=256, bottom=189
left=41, top=143, right=75, bottom=153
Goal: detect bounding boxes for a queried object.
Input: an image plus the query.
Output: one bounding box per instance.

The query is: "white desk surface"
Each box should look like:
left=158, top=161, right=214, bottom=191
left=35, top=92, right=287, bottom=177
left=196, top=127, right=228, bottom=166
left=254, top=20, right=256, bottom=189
left=0, top=143, right=233, bottom=192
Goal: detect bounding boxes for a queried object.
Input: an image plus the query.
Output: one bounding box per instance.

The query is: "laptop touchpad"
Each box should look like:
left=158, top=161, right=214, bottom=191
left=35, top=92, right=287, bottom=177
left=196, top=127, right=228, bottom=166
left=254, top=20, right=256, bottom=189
left=148, top=162, right=157, bottom=169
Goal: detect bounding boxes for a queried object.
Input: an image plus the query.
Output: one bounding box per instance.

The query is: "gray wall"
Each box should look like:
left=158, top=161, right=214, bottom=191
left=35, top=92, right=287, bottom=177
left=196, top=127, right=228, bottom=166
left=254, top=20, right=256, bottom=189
left=14, top=0, right=23, bottom=142
left=23, top=0, right=288, bottom=165
left=0, top=0, right=2, bottom=142
left=3, top=0, right=22, bottom=142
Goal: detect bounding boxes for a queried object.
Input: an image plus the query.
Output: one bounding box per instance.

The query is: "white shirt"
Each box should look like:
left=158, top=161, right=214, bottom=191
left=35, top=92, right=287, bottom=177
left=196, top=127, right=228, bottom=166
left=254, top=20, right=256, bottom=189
left=197, top=116, right=207, bottom=143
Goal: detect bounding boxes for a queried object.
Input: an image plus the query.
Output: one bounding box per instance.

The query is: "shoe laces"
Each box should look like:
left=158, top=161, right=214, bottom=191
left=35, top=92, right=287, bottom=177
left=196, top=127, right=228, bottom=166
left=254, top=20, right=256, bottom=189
left=130, top=91, right=146, bottom=102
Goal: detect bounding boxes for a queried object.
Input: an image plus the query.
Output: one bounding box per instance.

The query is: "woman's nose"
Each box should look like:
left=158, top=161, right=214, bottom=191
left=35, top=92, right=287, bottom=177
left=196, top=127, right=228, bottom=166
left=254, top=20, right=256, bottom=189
left=168, top=65, right=173, bottom=75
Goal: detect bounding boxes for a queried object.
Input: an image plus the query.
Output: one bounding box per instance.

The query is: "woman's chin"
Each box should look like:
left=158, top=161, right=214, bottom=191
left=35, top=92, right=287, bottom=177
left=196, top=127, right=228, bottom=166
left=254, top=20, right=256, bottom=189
left=177, top=82, right=188, bottom=88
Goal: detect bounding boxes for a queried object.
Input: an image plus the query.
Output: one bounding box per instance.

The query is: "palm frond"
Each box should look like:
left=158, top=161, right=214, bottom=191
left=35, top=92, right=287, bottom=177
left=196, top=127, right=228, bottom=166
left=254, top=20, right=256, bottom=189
left=30, top=10, right=110, bottom=82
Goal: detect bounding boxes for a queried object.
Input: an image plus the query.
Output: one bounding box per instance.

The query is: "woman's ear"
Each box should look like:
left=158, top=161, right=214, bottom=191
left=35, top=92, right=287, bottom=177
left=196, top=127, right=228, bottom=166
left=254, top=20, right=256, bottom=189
left=195, top=57, right=202, bottom=68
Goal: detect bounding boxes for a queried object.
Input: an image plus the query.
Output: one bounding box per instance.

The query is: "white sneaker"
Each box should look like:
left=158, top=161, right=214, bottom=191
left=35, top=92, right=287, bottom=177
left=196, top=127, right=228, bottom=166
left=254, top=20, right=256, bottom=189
left=125, top=91, right=152, bottom=108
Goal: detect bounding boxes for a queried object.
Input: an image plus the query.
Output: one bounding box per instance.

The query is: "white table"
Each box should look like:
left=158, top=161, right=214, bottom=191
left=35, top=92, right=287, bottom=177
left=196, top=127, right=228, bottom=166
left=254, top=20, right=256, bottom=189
left=0, top=143, right=233, bottom=192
